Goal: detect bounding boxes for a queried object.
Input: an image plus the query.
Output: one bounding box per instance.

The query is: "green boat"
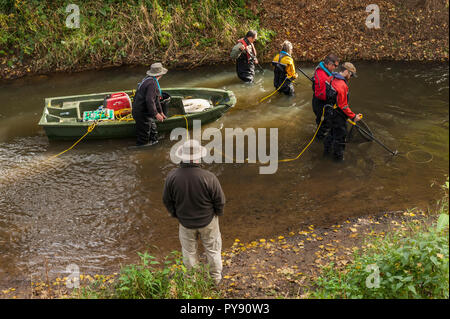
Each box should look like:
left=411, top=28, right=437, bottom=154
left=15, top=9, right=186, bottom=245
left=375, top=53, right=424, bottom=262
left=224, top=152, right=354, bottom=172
left=38, top=88, right=236, bottom=140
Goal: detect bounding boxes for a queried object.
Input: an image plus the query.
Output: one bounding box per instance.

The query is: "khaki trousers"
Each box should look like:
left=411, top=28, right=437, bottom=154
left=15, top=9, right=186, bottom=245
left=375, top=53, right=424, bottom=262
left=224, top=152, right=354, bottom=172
left=178, top=216, right=222, bottom=283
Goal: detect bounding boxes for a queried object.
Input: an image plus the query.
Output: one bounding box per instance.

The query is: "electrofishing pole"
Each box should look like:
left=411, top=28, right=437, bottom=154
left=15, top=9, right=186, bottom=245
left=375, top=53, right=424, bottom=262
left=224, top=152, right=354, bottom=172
left=247, top=51, right=265, bottom=72
left=335, top=109, right=398, bottom=156
left=269, top=63, right=398, bottom=156
left=351, top=120, right=398, bottom=156
left=297, top=67, right=313, bottom=82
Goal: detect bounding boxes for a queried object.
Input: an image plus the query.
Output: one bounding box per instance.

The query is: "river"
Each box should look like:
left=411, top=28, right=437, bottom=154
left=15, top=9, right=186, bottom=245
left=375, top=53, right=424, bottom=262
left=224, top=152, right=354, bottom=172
left=0, top=62, right=448, bottom=284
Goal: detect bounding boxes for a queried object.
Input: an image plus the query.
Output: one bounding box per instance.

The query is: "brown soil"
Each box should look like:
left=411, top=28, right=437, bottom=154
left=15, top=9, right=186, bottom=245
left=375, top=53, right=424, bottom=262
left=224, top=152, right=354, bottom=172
left=255, top=0, right=449, bottom=62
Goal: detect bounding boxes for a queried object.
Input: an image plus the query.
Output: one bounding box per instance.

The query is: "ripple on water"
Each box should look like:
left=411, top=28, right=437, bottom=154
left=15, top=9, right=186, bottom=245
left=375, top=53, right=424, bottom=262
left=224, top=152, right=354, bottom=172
left=0, top=62, right=448, bottom=281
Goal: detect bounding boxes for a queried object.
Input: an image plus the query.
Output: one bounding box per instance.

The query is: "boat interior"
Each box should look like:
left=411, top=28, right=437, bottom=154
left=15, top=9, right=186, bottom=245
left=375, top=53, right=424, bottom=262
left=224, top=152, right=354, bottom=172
left=42, top=89, right=231, bottom=124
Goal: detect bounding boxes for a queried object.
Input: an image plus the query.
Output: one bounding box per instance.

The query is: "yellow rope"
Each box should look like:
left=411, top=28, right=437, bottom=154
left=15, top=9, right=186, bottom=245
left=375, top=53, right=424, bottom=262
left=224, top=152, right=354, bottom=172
left=278, top=105, right=325, bottom=162
left=170, top=114, right=190, bottom=139
left=259, top=78, right=288, bottom=103
left=46, top=121, right=98, bottom=161
left=205, top=106, right=326, bottom=164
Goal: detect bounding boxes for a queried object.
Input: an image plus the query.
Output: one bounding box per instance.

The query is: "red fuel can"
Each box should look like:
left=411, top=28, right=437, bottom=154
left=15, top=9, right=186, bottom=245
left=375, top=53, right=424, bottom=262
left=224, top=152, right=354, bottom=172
left=103, top=92, right=132, bottom=111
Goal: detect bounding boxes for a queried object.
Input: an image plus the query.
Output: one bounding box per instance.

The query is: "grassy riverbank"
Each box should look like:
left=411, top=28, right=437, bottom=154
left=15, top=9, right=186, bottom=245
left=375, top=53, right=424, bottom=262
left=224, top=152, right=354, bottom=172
left=1, top=0, right=448, bottom=80
left=0, top=0, right=274, bottom=79
left=3, top=180, right=447, bottom=299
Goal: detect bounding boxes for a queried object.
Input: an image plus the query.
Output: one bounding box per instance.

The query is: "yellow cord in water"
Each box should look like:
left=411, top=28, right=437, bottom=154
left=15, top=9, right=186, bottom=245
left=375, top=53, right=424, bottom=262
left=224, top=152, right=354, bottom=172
left=259, top=78, right=288, bottom=103
left=207, top=106, right=326, bottom=164
left=48, top=113, right=191, bottom=160
left=278, top=105, right=325, bottom=162
left=46, top=121, right=98, bottom=161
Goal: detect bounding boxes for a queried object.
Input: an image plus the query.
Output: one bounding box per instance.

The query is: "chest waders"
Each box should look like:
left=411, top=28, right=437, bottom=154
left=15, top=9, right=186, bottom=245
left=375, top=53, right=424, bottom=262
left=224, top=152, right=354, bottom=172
left=272, top=52, right=294, bottom=96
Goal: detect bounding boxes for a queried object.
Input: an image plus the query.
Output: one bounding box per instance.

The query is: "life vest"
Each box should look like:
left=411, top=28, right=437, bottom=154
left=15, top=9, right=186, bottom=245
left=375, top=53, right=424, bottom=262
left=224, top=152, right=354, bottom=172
left=325, top=74, right=354, bottom=118
left=272, top=51, right=289, bottom=72
left=272, top=51, right=292, bottom=88
left=237, top=38, right=256, bottom=62
left=312, top=61, right=333, bottom=100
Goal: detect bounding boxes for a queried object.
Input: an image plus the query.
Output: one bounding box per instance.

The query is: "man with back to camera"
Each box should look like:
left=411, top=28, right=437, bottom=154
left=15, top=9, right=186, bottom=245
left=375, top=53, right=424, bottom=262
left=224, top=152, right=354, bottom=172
left=162, top=139, right=226, bottom=285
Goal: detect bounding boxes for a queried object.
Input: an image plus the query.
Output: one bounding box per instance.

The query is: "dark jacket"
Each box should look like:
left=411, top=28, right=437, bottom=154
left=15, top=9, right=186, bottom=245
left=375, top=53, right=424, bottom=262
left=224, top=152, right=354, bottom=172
left=132, top=76, right=162, bottom=117
left=162, top=163, right=225, bottom=229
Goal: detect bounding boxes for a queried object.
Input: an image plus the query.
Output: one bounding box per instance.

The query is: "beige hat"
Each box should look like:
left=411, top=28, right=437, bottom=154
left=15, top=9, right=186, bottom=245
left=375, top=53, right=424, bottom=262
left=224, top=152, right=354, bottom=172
left=343, top=62, right=357, bottom=77
left=176, top=139, right=207, bottom=162
left=146, top=62, right=168, bottom=77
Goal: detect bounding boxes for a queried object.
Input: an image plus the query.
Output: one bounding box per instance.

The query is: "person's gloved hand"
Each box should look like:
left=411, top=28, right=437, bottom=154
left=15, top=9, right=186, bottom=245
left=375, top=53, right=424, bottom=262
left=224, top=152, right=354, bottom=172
left=354, top=113, right=363, bottom=122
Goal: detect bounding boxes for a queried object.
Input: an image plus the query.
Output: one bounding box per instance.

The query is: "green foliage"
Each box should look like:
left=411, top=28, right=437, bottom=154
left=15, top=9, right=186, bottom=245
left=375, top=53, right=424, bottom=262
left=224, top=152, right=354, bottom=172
left=313, top=182, right=449, bottom=299
left=255, top=28, right=277, bottom=49
left=1, top=0, right=274, bottom=72
left=77, top=251, right=220, bottom=299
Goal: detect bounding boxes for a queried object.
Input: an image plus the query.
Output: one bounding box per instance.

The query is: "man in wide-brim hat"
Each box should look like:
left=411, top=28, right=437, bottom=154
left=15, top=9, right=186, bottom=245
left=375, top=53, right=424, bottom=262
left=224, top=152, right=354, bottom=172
left=131, top=62, right=168, bottom=147
left=163, top=139, right=226, bottom=285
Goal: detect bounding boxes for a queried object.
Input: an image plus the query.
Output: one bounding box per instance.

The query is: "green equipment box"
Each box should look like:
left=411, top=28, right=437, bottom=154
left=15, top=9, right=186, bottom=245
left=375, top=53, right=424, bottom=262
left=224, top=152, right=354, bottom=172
left=82, top=108, right=114, bottom=122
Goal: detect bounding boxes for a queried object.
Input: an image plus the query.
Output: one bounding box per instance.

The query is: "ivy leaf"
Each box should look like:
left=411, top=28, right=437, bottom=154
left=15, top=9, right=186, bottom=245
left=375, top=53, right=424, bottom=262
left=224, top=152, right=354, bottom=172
left=436, top=214, right=449, bottom=232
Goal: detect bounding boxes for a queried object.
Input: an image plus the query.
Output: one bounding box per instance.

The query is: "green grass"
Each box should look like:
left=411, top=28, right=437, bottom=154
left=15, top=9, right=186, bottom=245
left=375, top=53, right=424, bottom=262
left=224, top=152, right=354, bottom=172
left=74, top=251, right=221, bottom=299
left=312, top=178, right=449, bottom=299
left=0, top=0, right=275, bottom=73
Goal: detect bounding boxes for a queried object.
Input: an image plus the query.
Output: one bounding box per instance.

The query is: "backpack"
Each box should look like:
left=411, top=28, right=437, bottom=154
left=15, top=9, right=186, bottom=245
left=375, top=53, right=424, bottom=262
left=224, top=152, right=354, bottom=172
left=230, top=42, right=243, bottom=60
left=325, top=76, right=338, bottom=105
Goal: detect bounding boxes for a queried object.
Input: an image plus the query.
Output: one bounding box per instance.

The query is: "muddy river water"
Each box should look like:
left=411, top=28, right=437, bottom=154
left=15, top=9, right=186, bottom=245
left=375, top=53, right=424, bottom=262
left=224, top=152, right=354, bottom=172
left=0, top=62, right=448, bottom=284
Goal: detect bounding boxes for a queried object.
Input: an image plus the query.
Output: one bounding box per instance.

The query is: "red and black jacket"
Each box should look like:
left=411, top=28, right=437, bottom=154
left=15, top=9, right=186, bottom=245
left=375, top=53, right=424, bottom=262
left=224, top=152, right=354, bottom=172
left=329, top=74, right=356, bottom=119
left=312, top=62, right=333, bottom=101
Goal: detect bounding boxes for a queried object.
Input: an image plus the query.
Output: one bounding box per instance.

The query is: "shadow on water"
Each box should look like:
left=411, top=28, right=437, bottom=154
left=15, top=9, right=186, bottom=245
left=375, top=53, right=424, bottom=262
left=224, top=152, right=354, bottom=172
left=0, top=62, right=448, bottom=281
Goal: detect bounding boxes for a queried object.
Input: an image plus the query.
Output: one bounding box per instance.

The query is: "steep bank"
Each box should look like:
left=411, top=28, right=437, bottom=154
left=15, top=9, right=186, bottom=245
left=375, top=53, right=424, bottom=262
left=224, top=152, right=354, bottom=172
left=1, top=0, right=448, bottom=81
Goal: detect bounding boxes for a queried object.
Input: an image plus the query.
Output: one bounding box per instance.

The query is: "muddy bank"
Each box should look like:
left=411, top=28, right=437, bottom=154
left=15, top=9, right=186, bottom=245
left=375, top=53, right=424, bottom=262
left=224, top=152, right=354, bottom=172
left=1, top=0, right=448, bottom=81
left=220, top=209, right=438, bottom=298
left=0, top=208, right=438, bottom=299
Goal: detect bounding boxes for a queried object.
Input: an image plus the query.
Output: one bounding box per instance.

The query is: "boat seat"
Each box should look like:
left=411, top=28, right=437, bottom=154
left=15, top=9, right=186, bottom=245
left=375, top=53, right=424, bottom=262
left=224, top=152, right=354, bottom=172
left=62, top=101, right=80, bottom=109
left=46, top=106, right=79, bottom=118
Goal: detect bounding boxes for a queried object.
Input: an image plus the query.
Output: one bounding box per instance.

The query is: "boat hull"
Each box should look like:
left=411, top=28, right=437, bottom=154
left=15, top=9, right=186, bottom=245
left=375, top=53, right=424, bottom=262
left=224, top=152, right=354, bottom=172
left=38, top=88, right=236, bottom=140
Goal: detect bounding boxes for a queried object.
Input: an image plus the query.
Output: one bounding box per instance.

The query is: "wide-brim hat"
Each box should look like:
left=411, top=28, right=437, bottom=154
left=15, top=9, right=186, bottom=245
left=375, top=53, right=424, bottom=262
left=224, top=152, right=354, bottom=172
left=146, top=62, right=168, bottom=77
left=176, top=139, right=207, bottom=162
left=343, top=62, right=357, bottom=77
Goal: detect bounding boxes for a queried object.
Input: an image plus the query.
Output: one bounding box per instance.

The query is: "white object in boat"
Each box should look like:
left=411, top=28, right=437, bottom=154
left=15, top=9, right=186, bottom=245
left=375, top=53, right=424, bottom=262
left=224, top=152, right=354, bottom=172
left=182, top=99, right=212, bottom=113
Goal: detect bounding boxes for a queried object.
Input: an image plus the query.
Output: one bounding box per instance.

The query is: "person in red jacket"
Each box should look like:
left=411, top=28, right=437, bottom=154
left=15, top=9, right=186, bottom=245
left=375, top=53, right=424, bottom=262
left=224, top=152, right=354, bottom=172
left=324, top=62, right=362, bottom=161
left=312, top=53, right=339, bottom=140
